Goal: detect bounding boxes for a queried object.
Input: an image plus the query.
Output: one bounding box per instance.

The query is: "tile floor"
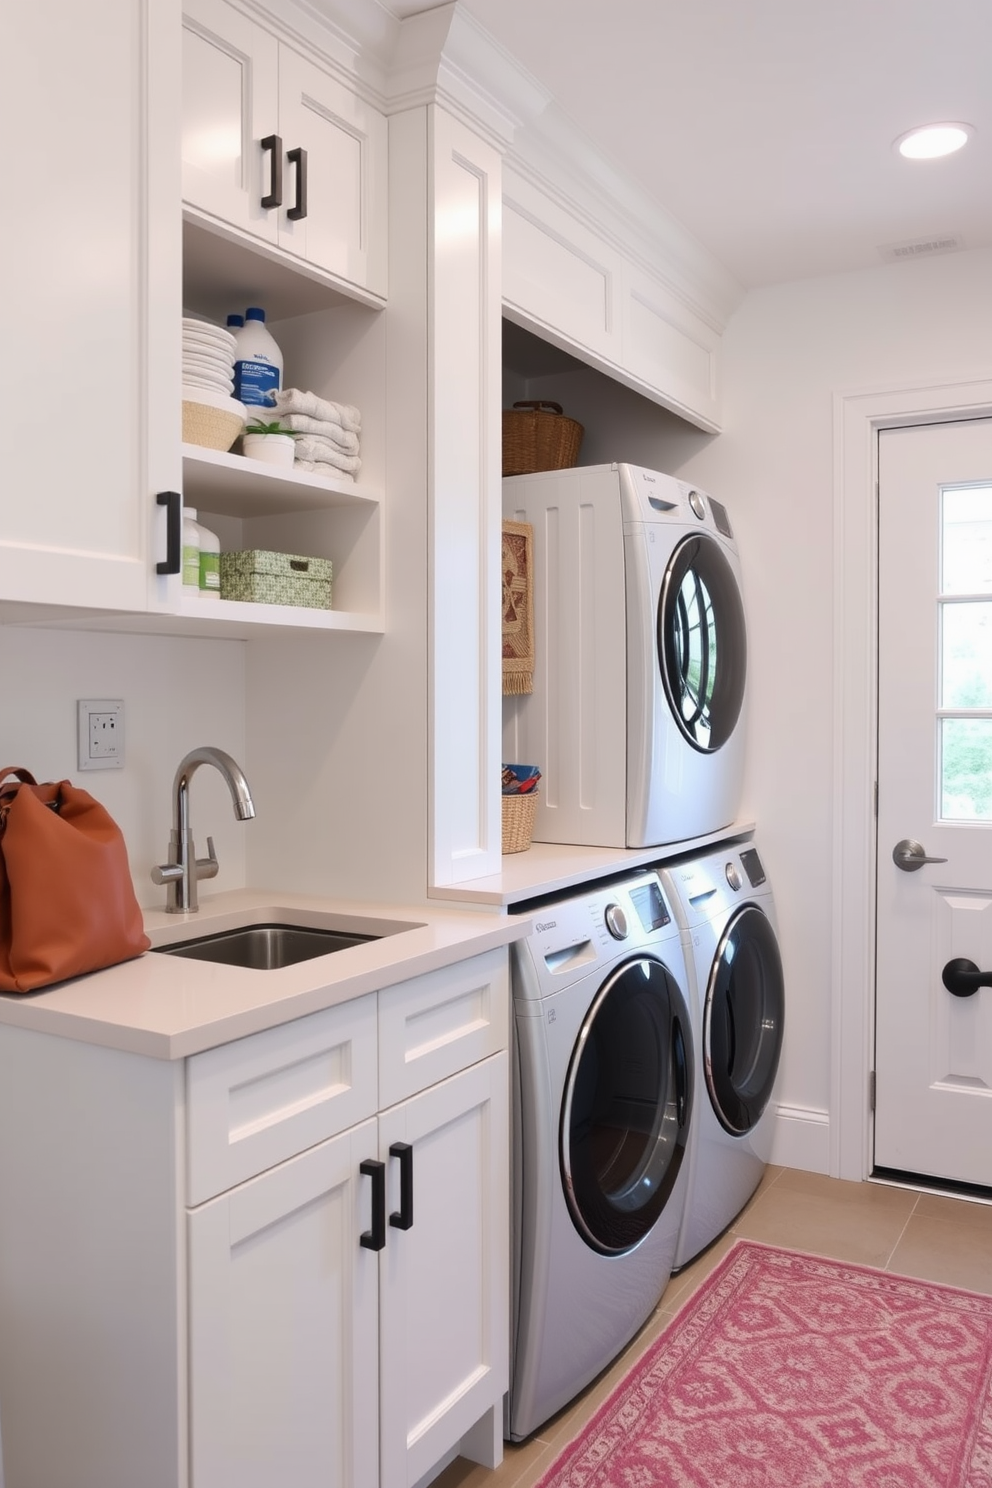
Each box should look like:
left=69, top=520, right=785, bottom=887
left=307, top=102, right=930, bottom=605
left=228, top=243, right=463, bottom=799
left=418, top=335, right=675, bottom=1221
left=433, top=1166, right=992, bottom=1488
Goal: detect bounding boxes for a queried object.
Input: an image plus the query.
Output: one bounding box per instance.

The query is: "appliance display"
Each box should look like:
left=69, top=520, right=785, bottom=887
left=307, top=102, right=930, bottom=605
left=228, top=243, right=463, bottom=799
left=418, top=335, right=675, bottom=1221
left=507, top=871, right=693, bottom=1441
left=659, top=840, right=785, bottom=1269
left=503, top=463, right=748, bottom=850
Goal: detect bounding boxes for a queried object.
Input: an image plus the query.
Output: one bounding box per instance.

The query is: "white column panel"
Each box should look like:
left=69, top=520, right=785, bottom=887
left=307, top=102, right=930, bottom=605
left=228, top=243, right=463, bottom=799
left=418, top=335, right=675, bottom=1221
left=429, top=109, right=502, bottom=886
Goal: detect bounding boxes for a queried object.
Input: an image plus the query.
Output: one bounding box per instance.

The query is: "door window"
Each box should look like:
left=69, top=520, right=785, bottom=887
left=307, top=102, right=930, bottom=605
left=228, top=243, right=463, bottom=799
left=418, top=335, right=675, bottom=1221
left=704, top=906, right=784, bottom=1135
left=940, top=486, right=992, bottom=821
left=658, top=534, right=747, bottom=752
left=560, top=957, right=692, bottom=1255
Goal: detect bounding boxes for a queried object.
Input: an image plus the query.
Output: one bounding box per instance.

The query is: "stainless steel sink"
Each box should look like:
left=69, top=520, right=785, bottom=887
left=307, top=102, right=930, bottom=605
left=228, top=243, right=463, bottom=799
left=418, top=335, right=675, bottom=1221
left=155, top=922, right=378, bottom=970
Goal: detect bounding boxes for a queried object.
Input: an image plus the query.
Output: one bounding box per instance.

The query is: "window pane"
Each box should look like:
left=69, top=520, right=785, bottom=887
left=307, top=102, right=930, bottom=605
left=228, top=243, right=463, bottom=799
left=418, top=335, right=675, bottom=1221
left=941, top=718, right=992, bottom=821
left=942, top=601, right=992, bottom=707
left=942, top=486, right=992, bottom=594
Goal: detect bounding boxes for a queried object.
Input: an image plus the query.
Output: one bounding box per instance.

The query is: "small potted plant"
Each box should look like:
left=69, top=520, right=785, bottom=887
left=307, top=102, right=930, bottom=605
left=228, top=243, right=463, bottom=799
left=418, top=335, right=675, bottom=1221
left=242, top=419, right=296, bottom=467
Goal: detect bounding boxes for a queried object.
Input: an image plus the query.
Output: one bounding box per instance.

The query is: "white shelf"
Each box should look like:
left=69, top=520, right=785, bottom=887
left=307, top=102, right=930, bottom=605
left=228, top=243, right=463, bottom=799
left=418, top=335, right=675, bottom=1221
left=182, top=445, right=377, bottom=518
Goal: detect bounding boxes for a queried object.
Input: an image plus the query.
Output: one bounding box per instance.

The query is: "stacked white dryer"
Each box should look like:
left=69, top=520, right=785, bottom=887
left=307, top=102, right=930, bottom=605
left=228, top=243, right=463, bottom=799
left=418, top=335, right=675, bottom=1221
left=503, top=463, right=748, bottom=851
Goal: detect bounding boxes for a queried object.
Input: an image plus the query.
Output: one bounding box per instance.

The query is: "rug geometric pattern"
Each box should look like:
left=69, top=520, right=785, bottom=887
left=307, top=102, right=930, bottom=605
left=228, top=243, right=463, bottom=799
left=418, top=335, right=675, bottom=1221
left=535, top=1241, right=992, bottom=1488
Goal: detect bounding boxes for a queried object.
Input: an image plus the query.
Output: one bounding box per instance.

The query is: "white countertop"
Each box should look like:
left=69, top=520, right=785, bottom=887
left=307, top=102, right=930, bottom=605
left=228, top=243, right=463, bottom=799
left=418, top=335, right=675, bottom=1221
left=429, top=819, right=757, bottom=906
left=0, top=889, right=531, bottom=1061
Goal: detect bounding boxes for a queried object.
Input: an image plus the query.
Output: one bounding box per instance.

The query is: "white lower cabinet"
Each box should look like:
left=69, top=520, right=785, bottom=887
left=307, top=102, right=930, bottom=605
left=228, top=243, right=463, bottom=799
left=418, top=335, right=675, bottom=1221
left=185, top=949, right=510, bottom=1488
left=188, top=1055, right=508, bottom=1488
left=0, top=949, right=509, bottom=1488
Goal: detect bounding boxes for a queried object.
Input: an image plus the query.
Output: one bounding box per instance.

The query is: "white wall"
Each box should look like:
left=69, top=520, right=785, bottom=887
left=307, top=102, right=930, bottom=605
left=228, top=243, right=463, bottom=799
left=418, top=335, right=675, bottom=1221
left=0, top=628, right=248, bottom=909
left=507, top=247, right=992, bottom=1174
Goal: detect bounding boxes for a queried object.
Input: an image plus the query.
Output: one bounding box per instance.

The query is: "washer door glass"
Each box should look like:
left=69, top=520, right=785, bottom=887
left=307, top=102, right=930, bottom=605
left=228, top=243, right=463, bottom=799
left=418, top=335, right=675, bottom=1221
left=658, top=533, right=747, bottom=752
left=560, top=957, right=692, bottom=1255
left=704, top=905, right=785, bottom=1135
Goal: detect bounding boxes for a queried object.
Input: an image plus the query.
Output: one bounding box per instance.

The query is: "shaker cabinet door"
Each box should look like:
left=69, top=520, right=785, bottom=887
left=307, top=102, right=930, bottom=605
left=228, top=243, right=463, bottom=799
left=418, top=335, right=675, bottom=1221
left=378, top=1053, right=509, bottom=1486
left=0, top=0, right=177, bottom=610
left=188, top=1119, right=380, bottom=1488
left=182, top=0, right=280, bottom=241
left=276, top=49, right=388, bottom=296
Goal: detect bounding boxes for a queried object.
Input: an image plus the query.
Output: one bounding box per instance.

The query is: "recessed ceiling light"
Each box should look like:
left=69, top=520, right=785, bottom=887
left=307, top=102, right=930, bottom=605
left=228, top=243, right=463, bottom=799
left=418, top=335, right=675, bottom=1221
left=895, top=123, right=974, bottom=160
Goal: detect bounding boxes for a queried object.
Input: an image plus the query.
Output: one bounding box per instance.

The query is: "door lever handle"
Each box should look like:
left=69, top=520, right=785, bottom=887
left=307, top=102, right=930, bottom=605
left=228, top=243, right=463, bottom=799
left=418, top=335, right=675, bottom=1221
left=892, top=838, right=948, bottom=872
left=942, top=958, right=992, bottom=998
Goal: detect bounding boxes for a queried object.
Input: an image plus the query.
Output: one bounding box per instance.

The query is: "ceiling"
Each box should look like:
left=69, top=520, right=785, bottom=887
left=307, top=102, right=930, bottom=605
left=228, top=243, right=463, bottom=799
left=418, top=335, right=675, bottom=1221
left=380, top=0, right=992, bottom=290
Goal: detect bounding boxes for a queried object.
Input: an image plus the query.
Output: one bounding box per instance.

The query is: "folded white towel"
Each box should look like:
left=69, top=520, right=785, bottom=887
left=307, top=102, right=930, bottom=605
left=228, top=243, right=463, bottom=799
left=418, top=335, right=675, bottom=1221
left=274, top=412, right=360, bottom=453
left=295, top=459, right=356, bottom=484
left=273, top=388, right=361, bottom=433
left=293, top=437, right=362, bottom=473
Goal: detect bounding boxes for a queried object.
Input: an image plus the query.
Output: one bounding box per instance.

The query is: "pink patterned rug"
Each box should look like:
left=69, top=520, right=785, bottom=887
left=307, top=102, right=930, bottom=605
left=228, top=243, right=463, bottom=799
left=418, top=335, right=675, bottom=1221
left=535, top=1240, right=992, bottom=1488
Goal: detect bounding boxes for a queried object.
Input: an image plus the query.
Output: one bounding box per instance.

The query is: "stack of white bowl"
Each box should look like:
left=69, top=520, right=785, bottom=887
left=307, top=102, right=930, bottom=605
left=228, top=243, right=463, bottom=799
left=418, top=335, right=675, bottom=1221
left=182, top=317, right=236, bottom=393
left=181, top=317, right=247, bottom=452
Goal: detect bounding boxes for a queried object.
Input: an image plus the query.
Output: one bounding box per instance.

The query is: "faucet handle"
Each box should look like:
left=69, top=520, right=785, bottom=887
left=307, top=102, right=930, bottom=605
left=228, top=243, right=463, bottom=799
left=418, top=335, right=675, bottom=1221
left=195, top=835, right=219, bottom=883
left=151, top=861, right=184, bottom=886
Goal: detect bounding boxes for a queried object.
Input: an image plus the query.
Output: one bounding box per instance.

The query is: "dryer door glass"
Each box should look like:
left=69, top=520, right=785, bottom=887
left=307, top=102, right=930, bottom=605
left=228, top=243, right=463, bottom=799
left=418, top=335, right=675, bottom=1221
left=658, top=533, right=747, bottom=752
left=704, top=905, right=785, bottom=1135
left=560, top=956, right=692, bottom=1255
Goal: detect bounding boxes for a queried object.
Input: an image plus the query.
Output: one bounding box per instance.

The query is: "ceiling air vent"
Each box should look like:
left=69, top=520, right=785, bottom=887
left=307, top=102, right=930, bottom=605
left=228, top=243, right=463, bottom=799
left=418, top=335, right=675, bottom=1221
left=878, top=233, right=965, bottom=263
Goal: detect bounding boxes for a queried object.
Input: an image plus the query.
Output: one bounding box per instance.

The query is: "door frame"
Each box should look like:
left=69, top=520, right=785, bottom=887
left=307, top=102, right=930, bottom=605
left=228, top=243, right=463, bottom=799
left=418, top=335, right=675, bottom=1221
left=832, top=374, right=992, bottom=1182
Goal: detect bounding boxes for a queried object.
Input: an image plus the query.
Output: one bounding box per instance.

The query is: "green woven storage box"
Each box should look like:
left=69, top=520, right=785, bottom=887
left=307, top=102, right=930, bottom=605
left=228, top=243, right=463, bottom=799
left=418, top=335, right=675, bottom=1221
left=220, top=550, right=333, bottom=608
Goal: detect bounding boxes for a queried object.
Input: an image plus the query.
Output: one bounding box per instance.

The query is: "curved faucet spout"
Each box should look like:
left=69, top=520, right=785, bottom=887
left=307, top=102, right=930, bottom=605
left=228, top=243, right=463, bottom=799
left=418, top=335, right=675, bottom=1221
left=153, top=746, right=255, bottom=912
left=173, top=747, right=255, bottom=835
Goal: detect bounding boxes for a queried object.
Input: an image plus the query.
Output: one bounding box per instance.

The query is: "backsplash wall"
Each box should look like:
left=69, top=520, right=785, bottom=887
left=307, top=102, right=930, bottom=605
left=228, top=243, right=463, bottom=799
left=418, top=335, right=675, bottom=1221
left=0, top=627, right=248, bottom=909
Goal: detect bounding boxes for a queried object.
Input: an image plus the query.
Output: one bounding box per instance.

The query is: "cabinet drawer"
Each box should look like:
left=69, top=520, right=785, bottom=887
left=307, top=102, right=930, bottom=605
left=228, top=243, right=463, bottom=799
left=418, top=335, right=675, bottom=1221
left=186, top=994, right=377, bottom=1205
left=378, top=949, right=508, bottom=1109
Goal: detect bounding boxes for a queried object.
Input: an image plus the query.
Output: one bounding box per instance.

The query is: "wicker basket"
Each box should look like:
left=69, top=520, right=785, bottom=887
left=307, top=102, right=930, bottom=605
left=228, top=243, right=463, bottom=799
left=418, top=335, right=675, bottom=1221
left=502, top=401, right=583, bottom=476
left=502, top=791, right=538, bottom=854
left=182, top=397, right=246, bottom=452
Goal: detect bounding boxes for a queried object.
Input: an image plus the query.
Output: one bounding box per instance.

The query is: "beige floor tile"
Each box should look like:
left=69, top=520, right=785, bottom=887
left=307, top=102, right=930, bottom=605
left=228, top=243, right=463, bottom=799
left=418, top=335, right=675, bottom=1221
left=887, top=1213, right=992, bottom=1294
left=732, top=1172, right=916, bottom=1267
left=431, top=1436, right=554, bottom=1488
left=913, top=1190, right=992, bottom=1230
left=662, top=1230, right=737, bottom=1309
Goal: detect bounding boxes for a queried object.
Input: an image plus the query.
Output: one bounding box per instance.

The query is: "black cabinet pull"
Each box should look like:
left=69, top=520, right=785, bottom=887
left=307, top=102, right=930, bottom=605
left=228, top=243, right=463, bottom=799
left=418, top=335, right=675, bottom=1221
left=942, top=958, right=992, bottom=998
left=389, top=1142, right=413, bottom=1231
left=287, top=146, right=308, bottom=220
left=261, top=134, right=282, bottom=209
left=359, top=1158, right=385, bottom=1250
left=156, top=491, right=181, bottom=575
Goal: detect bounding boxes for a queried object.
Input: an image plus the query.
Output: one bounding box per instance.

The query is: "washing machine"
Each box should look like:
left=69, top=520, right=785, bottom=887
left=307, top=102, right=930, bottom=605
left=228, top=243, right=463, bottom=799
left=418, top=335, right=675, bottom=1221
left=503, top=463, right=748, bottom=850
left=507, top=869, right=694, bottom=1442
left=659, top=841, right=785, bottom=1270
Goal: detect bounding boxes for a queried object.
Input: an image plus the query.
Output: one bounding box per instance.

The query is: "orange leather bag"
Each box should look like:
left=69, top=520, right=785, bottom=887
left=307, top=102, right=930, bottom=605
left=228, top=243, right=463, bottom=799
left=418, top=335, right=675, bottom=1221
left=0, top=767, right=150, bottom=994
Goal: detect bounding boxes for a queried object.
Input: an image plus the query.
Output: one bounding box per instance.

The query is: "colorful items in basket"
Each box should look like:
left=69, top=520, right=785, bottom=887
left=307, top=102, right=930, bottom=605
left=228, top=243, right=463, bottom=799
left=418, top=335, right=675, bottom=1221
left=501, top=764, right=541, bottom=854
left=502, top=764, right=541, bottom=795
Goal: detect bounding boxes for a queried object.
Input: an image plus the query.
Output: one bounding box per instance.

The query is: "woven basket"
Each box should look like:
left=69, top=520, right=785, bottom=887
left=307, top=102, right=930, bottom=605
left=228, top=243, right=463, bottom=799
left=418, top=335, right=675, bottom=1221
left=182, top=399, right=246, bottom=452
left=502, top=401, right=583, bottom=476
left=502, top=791, right=538, bottom=854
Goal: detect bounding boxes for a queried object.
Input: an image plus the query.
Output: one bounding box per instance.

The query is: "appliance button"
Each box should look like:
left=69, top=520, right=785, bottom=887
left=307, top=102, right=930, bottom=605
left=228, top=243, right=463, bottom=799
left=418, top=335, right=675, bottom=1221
left=688, top=489, right=706, bottom=520
left=604, top=903, right=629, bottom=940
left=725, top=863, right=742, bottom=891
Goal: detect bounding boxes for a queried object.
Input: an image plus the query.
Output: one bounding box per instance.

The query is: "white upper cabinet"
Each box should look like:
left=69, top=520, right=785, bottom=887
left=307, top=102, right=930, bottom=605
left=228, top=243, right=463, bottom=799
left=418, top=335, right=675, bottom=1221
left=0, top=0, right=179, bottom=613
left=502, top=165, right=724, bottom=433
left=182, top=0, right=388, bottom=300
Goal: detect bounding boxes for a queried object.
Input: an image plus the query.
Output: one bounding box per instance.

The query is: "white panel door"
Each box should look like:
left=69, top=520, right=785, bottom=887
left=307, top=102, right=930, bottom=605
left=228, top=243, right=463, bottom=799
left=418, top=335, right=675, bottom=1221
left=188, top=1119, right=379, bottom=1488
left=277, top=49, right=388, bottom=296
left=182, top=0, right=280, bottom=241
left=378, top=1053, right=509, bottom=1486
left=1, top=0, right=177, bottom=610
left=875, top=418, right=992, bottom=1187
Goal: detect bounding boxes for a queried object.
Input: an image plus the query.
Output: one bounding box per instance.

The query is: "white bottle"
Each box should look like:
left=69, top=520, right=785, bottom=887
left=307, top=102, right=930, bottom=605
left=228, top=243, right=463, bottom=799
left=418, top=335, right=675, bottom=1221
left=232, top=307, right=283, bottom=412
left=182, top=507, right=200, bottom=592
left=197, top=519, right=221, bottom=599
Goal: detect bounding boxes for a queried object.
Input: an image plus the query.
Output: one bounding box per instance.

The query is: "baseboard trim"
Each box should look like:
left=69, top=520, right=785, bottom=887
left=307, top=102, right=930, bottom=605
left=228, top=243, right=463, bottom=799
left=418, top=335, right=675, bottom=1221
left=769, top=1102, right=830, bottom=1175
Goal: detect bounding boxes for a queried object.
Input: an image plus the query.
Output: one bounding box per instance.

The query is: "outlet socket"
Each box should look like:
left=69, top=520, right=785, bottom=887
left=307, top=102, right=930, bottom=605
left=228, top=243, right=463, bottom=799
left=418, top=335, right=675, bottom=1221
left=77, top=699, right=124, bottom=771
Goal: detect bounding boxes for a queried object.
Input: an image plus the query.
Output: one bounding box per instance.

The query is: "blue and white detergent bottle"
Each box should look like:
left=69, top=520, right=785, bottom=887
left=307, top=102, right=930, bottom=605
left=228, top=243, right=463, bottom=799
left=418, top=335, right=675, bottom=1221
left=232, top=307, right=283, bottom=412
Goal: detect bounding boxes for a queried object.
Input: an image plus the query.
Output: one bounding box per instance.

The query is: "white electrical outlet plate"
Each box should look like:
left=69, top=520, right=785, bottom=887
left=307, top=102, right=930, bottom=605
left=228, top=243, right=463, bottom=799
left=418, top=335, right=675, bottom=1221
left=77, top=699, right=124, bottom=771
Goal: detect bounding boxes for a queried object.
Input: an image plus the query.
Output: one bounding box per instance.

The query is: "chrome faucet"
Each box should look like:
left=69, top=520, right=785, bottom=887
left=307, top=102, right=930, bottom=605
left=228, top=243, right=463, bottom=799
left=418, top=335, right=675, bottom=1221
left=151, top=747, right=255, bottom=913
